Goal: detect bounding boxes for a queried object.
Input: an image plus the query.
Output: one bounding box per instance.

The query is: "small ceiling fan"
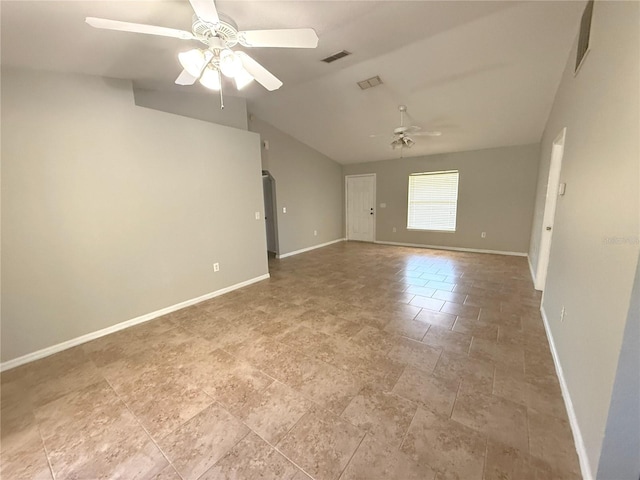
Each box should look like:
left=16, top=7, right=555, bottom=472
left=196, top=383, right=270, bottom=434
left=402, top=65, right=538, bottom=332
left=371, top=105, right=442, bottom=150
left=86, top=0, right=318, bottom=108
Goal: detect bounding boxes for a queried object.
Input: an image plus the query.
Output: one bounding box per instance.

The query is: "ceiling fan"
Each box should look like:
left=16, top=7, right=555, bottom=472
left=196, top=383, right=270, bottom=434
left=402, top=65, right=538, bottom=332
left=371, top=105, right=442, bottom=150
left=86, top=0, right=318, bottom=108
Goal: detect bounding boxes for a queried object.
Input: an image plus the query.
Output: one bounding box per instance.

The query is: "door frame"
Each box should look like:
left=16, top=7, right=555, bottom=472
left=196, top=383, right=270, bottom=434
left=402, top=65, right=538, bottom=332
left=345, top=173, right=376, bottom=242
left=262, top=171, right=279, bottom=256
left=535, top=127, right=566, bottom=291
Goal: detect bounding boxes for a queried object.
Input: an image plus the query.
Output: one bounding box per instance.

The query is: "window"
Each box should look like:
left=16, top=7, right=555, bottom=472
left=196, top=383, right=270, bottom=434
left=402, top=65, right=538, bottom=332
left=407, top=170, right=459, bottom=232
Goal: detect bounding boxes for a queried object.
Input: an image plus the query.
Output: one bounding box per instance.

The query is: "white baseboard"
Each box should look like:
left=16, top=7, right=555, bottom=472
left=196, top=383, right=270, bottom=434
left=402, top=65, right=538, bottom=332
left=373, top=240, right=528, bottom=257
left=539, top=306, right=594, bottom=480
left=277, top=238, right=345, bottom=259
left=0, top=273, right=270, bottom=372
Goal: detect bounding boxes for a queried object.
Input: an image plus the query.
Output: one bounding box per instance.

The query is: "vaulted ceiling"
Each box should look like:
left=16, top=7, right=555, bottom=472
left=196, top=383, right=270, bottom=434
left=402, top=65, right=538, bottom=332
left=1, top=1, right=585, bottom=164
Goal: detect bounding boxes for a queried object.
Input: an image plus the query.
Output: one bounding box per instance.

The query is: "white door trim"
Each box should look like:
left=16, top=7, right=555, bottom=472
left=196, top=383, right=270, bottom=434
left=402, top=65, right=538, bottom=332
left=345, top=173, right=376, bottom=242
left=535, top=127, right=566, bottom=291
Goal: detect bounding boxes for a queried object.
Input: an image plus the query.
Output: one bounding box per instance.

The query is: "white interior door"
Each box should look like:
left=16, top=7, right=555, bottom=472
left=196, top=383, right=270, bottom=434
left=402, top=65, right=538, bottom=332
left=536, top=127, right=566, bottom=291
left=346, top=174, right=376, bottom=242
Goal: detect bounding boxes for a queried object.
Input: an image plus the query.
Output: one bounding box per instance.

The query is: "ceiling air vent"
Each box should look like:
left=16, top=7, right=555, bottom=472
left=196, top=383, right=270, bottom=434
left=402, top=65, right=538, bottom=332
left=321, top=50, right=351, bottom=63
left=357, top=76, right=383, bottom=90
left=575, top=0, right=594, bottom=74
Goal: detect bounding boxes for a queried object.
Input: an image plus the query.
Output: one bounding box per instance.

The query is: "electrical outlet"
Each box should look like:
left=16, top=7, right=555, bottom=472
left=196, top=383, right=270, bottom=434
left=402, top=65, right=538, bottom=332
left=213, top=263, right=220, bottom=272
left=314, top=230, right=318, bottom=236
left=392, top=227, right=397, bottom=233
left=560, top=306, right=566, bottom=322
left=255, top=212, right=261, bottom=220
left=481, top=232, right=487, bottom=238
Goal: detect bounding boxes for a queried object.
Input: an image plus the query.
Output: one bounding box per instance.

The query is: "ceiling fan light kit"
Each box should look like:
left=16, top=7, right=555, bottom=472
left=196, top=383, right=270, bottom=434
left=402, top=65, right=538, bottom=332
left=85, top=0, right=319, bottom=108
left=219, top=49, right=242, bottom=77
left=199, top=66, right=222, bottom=90
left=178, top=48, right=210, bottom=77
left=233, top=67, right=255, bottom=90
left=373, top=105, right=442, bottom=154
left=178, top=47, right=252, bottom=92
left=391, top=136, right=415, bottom=149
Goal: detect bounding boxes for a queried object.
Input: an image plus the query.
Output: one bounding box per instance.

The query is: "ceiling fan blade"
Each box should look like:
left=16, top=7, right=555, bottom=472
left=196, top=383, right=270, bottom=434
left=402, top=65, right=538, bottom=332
left=369, top=133, right=395, bottom=139
left=236, top=52, right=283, bottom=91
left=239, top=28, right=318, bottom=48
left=413, top=131, right=442, bottom=137
left=175, top=69, right=198, bottom=85
left=189, top=0, right=220, bottom=25
left=85, top=17, right=195, bottom=40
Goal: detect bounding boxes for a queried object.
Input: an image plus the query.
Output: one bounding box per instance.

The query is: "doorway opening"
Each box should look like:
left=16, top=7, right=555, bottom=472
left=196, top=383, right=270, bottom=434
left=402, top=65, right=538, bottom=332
left=535, top=127, right=566, bottom=291
left=345, top=174, right=376, bottom=242
left=262, top=171, right=279, bottom=259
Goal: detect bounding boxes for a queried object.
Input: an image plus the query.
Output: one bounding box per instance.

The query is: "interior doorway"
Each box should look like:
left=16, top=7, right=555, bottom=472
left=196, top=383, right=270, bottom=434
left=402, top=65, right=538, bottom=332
left=262, top=171, right=278, bottom=257
left=345, top=174, right=376, bottom=242
left=535, top=127, right=566, bottom=291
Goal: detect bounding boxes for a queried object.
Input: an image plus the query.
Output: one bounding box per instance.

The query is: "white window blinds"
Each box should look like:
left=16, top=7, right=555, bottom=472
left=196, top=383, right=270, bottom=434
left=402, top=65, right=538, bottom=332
left=407, top=170, right=459, bottom=231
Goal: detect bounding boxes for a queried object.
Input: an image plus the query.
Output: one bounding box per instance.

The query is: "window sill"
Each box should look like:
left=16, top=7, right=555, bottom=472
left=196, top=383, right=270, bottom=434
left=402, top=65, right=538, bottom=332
left=406, top=228, right=456, bottom=233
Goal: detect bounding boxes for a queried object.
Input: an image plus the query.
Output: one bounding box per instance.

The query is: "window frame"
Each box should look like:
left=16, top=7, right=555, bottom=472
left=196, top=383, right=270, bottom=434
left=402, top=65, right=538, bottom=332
left=406, top=170, right=460, bottom=233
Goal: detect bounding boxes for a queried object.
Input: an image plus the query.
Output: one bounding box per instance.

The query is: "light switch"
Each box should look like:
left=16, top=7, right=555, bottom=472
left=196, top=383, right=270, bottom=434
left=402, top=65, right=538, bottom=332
left=255, top=212, right=261, bottom=220
left=282, top=207, right=287, bottom=213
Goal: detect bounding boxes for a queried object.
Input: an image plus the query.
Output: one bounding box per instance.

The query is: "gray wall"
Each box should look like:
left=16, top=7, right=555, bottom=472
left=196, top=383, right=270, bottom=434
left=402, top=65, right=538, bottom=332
left=133, top=87, right=248, bottom=131
left=248, top=116, right=344, bottom=256
left=343, top=144, right=540, bottom=253
left=597, top=256, right=640, bottom=480
left=1, top=69, right=268, bottom=363
left=527, top=1, right=639, bottom=476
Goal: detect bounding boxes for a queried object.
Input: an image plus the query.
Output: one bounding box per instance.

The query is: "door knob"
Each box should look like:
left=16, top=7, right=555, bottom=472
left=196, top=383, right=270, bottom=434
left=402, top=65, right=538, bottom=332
left=546, top=226, right=552, bottom=231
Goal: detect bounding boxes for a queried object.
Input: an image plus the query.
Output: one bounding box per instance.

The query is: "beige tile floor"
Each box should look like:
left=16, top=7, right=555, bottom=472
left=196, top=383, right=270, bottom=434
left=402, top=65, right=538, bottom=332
left=0, top=242, right=582, bottom=480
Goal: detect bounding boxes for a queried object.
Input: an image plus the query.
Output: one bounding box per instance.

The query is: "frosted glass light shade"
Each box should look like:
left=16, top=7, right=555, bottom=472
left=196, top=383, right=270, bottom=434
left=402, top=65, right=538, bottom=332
left=234, top=67, right=254, bottom=90
left=219, top=49, right=242, bottom=78
left=178, top=49, right=207, bottom=77
left=199, top=67, right=221, bottom=90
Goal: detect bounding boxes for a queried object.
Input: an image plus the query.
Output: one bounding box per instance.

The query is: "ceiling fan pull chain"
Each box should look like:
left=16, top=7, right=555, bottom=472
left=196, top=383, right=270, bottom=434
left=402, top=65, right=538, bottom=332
left=219, top=70, right=224, bottom=110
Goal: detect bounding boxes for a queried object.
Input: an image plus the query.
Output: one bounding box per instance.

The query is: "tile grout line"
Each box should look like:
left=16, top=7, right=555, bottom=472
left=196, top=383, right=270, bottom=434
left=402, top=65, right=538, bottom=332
left=336, top=432, right=368, bottom=480
left=526, top=403, right=533, bottom=459
left=480, top=435, right=490, bottom=480
left=37, top=423, right=57, bottom=480
left=449, top=378, right=463, bottom=419
left=268, top=409, right=321, bottom=479
left=193, top=426, right=252, bottom=480
left=490, top=365, right=497, bottom=397
left=398, top=403, right=419, bottom=452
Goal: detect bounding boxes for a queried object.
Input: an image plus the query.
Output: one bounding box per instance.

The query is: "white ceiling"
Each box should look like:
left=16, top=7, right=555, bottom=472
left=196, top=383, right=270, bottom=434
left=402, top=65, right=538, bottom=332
left=1, top=1, right=585, bottom=164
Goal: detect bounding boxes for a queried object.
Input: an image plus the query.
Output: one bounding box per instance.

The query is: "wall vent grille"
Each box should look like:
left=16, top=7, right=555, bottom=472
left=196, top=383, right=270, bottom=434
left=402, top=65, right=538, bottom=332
left=575, top=0, right=594, bottom=74
left=321, top=50, right=351, bottom=63
left=357, top=76, right=383, bottom=90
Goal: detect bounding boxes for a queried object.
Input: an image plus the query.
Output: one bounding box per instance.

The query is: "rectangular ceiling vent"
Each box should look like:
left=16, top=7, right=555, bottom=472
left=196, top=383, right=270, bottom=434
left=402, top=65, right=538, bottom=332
left=357, top=76, right=383, bottom=90
left=321, top=50, right=351, bottom=63
left=575, top=0, right=594, bottom=74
